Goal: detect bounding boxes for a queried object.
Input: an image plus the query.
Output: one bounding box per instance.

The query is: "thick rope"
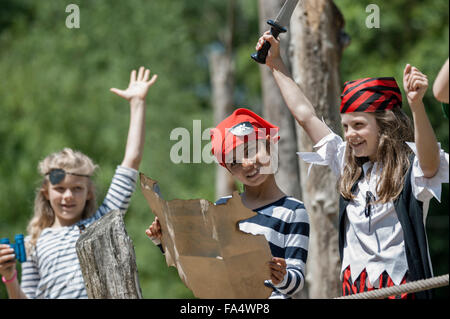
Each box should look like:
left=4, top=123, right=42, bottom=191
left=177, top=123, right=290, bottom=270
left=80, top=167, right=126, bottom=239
left=335, top=274, right=449, bottom=299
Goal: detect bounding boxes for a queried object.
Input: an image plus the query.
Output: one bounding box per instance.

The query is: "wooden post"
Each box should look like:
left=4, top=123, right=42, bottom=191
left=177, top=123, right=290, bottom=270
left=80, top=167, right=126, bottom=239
left=76, top=210, right=143, bottom=299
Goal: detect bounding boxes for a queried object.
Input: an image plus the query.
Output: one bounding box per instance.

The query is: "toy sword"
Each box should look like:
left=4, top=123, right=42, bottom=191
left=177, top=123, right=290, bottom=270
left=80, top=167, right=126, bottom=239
left=251, top=0, right=299, bottom=64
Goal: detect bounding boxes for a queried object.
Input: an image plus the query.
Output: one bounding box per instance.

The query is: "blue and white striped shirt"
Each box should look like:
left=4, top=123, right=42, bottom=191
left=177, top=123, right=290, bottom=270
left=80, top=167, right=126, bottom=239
left=20, top=165, right=138, bottom=299
left=216, top=195, right=310, bottom=299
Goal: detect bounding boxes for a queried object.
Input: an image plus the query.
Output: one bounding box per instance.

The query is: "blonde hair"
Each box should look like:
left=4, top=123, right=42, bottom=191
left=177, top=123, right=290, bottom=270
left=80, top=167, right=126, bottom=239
left=339, top=107, right=414, bottom=203
left=26, top=148, right=98, bottom=254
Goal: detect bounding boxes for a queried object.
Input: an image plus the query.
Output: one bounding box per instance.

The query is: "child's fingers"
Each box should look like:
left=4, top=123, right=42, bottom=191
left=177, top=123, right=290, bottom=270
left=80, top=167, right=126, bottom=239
left=268, top=259, right=287, bottom=277
left=411, top=78, right=428, bottom=91
left=130, top=70, right=137, bottom=84
left=403, top=64, right=411, bottom=77
left=110, top=88, right=126, bottom=98
left=272, top=257, right=287, bottom=267
left=408, top=74, right=428, bottom=91
left=143, top=68, right=150, bottom=82
left=405, top=65, right=426, bottom=88
left=263, top=33, right=278, bottom=46
left=146, top=219, right=162, bottom=239
left=145, top=228, right=153, bottom=238
left=0, top=252, right=15, bottom=265
left=147, top=74, right=158, bottom=87
left=0, top=259, right=16, bottom=269
left=153, top=222, right=161, bottom=235
left=268, top=262, right=287, bottom=275
left=269, top=266, right=285, bottom=284
left=411, top=71, right=428, bottom=83
left=256, top=32, right=279, bottom=50
left=256, top=37, right=264, bottom=50
left=0, top=246, right=14, bottom=256
left=145, top=227, right=159, bottom=239
left=407, top=72, right=420, bottom=91
left=137, top=66, right=145, bottom=82
left=271, top=273, right=283, bottom=284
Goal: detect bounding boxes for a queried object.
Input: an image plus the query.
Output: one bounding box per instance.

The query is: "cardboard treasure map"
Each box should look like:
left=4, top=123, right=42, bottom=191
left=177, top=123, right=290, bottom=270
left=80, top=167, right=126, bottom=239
left=140, top=173, right=273, bottom=299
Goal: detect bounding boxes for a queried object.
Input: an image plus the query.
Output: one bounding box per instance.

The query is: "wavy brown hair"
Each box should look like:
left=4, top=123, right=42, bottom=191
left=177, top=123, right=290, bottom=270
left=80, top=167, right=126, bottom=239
left=26, top=148, right=98, bottom=255
left=339, top=107, right=414, bottom=203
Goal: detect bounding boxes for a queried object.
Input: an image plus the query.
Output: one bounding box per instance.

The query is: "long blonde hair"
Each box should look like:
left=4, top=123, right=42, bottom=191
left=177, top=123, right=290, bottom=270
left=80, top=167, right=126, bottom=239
left=26, top=148, right=98, bottom=254
left=339, top=107, right=414, bottom=203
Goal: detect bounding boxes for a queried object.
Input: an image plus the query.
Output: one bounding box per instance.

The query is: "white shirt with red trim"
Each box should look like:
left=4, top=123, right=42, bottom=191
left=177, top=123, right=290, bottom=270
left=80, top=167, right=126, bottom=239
left=297, top=132, right=448, bottom=287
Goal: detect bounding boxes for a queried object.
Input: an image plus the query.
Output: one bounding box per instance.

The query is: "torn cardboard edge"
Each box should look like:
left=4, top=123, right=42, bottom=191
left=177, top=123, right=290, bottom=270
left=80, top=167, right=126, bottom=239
left=139, top=172, right=273, bottom=299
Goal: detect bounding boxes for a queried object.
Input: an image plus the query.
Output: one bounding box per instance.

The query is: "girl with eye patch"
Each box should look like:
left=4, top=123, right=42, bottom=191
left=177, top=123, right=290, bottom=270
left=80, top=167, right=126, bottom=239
left=0, top=66, right=157, bottom=299
left=256, top=31, right=449, bottom=299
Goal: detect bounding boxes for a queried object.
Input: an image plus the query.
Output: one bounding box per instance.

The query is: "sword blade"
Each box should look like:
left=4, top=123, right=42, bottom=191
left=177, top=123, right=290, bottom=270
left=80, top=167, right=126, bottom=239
left=274, top=0, right=299, bottom=27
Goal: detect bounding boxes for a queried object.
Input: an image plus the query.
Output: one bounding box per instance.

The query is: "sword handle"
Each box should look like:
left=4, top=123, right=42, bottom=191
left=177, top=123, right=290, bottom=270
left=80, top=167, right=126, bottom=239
left=251, top=20, right=287, bottom=64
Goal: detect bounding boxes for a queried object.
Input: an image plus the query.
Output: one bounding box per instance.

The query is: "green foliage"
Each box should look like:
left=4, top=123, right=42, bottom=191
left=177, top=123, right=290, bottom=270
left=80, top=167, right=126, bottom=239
left=0, top=0, right=447, bottom=299
left=0, top=0, right=259, bottom=299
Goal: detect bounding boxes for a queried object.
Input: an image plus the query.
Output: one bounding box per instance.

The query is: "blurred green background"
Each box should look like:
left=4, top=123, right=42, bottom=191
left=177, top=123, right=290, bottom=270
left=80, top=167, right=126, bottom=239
left=0, top=0, right=447, bottom=299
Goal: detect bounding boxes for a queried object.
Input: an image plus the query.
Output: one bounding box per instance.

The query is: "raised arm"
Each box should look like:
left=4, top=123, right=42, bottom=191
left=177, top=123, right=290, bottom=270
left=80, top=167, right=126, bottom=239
left=257, top=32, right=330, bottom=145
left=403, top=64, right=440, bottom=178
left=110, top=66, right=158, bottom=170
left=432, top=58, right=449, bottom=104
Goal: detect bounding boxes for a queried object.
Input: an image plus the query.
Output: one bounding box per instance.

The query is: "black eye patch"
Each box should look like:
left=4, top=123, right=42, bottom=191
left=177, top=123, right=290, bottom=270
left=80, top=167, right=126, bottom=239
left=48, top=169, right=66, bottom=185
left=46, top=169, right=90, bottom=185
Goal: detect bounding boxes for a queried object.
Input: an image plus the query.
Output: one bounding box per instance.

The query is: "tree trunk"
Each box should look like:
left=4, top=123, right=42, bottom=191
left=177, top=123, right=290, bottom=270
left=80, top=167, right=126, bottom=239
left=76, top=210, right=143, bottom=299
left=290, top=0, right=346, bottom=298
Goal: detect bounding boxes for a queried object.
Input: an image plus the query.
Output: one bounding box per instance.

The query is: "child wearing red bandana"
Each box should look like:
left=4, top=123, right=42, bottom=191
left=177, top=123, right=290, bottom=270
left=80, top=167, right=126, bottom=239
left=256, top=31, right=449, bottom=298
left=146, top=108, right=310, bottom=299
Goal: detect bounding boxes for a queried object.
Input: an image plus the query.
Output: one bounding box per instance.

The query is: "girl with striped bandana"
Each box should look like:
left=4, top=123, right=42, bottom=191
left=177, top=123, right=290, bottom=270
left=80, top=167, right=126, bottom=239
left=256, top=32, right=448, bottom=299
left=0, top=66, right=157, bottom=299
left=146, top=108, right=310, bottom=299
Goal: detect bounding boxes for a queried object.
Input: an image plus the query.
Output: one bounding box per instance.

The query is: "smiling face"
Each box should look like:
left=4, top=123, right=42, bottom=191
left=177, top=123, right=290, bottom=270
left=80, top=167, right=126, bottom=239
left=341, top=112, right=380, bottom=161
left=43, top=174, right=92, bottom=227
left=225, top=137, right=274, bottom=187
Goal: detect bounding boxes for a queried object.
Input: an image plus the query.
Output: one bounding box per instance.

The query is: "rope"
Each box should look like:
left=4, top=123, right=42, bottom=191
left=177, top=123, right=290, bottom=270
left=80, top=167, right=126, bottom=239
left=335, top=274, right=449, bottom=299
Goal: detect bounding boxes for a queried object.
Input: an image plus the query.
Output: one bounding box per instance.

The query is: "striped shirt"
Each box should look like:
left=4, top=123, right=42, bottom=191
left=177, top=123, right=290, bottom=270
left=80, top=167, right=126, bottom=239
left=20, top=165, right=138, bottom=299
left=216, top=195, right=310, bottom=299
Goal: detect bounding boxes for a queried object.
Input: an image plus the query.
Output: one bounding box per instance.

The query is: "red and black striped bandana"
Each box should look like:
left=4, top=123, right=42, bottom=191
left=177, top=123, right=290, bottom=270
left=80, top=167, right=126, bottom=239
left=340, top=77, right=402, bottom=113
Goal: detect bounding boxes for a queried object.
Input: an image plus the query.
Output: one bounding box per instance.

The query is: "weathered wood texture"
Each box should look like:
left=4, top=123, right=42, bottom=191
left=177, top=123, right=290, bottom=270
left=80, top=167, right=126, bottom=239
left=76, top=210, right=142, bottom=299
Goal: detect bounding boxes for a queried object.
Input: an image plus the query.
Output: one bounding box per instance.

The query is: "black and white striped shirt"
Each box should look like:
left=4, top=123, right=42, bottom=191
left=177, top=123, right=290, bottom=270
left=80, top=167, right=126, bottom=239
left=20, top=165, right=138, bottom=299
left=216, top=195, right=310, bottom=299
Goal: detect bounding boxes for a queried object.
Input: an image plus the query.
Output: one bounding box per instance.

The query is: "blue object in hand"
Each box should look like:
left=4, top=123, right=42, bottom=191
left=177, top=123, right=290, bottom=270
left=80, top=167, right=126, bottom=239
left=0, top=234, right=27, bottom=263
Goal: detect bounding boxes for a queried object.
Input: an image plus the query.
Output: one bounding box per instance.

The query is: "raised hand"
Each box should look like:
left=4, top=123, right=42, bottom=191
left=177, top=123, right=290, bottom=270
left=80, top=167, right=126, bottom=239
left=403, top=64, right=428, bottom=107
left=110, top=66, right=158, bottom=102
left=256, top=31, right=282, bottom=69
